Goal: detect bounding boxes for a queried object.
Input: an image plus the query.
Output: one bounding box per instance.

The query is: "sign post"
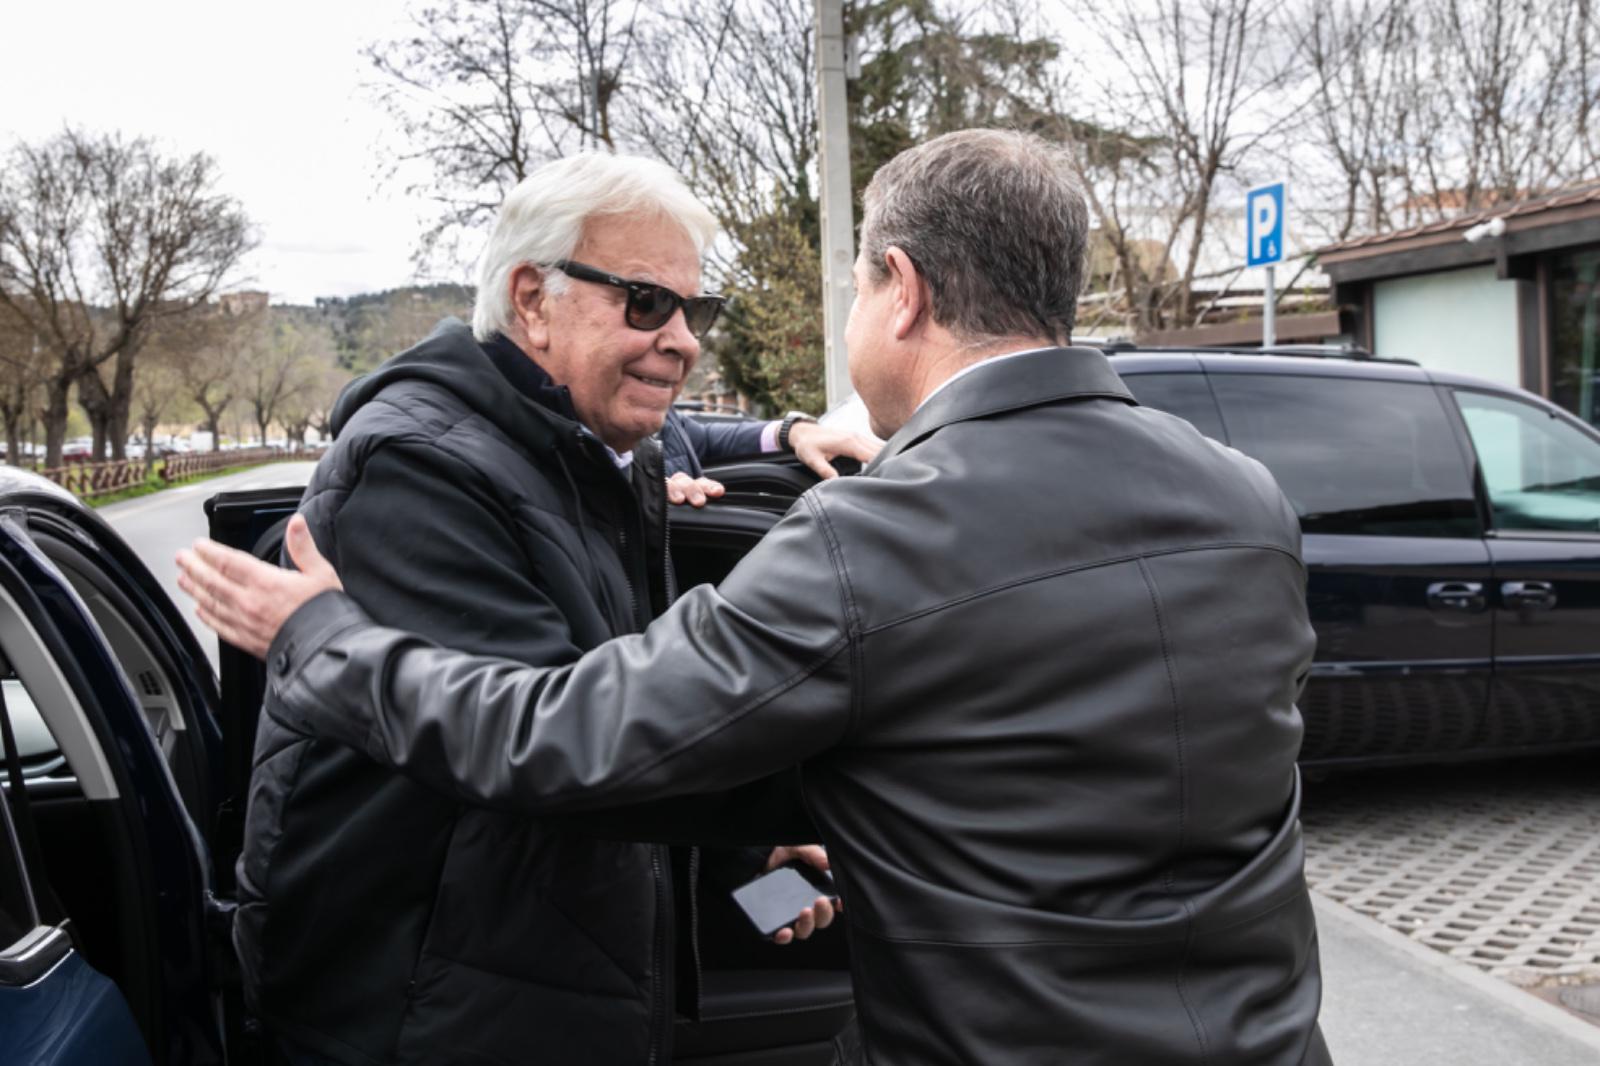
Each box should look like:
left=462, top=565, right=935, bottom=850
left=1246, top=181, right=1287, bottom=348
left=815, top=0, right=854, bottom=409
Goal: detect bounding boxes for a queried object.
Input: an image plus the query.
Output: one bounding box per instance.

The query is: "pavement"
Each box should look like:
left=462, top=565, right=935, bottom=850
left=98, top=464, right=1600, bottom=1062
left=1315, top=892, right=1600, bottom=1064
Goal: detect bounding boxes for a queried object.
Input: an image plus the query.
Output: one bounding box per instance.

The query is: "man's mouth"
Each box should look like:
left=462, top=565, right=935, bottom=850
left=628, top=372, right=677, bottom=389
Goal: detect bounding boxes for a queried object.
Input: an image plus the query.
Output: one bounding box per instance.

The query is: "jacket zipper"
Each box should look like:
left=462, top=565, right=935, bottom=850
left=616, top=523, right=640, bottom=628
left=647, top=845, right=671, bottom=1066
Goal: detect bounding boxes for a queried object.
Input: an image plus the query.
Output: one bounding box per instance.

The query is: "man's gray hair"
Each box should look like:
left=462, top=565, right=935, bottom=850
left=859, top=129, right=1089, bottom=344
left=472, top=153, right=719, bottom=341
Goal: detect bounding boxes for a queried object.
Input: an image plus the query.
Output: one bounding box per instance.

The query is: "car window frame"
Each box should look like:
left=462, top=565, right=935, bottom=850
left=1448, top=384, right=1600, bottom=541
left=1114, top=365, right=1229, bottom=444
left=1204, top=369, right=1485, bottom=539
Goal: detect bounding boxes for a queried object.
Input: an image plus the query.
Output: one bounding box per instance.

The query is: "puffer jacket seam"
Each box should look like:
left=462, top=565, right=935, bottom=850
left=251, top=1007, right=387, bottom=1066
left=1137, top=557, right=1188, bottom=894
left=408, top=945, right=646, bottom=996
left=862, top=541, right=1303, bottom=637
left=804, top=493, right=863, bottom=735
left=248, top=736, right=321, bottom=1027
left=388, top=811, right=464, bottom=1059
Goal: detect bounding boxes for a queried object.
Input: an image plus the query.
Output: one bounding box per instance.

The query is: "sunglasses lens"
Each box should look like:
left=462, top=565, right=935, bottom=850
left=627, top=285, right=676, bottom=330
left=683, top=297, right=724, bottom=338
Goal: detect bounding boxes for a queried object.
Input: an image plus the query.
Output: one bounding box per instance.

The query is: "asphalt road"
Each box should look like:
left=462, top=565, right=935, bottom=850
left=98, top=461, right=318, bottom=671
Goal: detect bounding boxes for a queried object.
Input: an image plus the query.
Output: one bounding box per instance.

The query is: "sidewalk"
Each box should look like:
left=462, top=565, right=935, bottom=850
left=1314, top=892, right=1600, bottom=1065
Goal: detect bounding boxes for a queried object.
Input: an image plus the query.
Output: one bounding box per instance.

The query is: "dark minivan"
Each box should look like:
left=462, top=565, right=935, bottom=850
left=1113, top=348, right=1600, bottom=765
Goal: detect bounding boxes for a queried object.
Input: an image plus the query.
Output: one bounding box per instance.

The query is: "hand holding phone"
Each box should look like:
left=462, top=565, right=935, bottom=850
left=731, top=860, right=840, bottom=941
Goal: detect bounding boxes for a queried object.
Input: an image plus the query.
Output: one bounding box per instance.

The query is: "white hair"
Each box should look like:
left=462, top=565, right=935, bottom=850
left=472, top=153, right=720, bottom=340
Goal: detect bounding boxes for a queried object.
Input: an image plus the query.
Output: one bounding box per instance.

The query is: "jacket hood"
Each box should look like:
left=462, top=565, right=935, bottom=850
left=330, top=318, right=577, bottom=455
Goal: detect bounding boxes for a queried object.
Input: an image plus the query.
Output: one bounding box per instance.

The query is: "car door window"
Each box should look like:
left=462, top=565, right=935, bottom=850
left=1210, top=374, right=1479, bottom=537
left=1120, top=373, right=1227, bottom=441
left=1454, top=390, right=1600, bottom=533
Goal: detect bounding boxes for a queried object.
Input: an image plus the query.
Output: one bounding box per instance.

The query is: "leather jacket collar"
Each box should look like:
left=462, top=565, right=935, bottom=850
left=867, top=346, right=1136, bottom=472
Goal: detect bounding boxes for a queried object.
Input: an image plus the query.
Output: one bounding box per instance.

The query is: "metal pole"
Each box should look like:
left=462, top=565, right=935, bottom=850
left=1263, top=265, right=1276, bottom=348
left=815, top=0, right=855, bottom=409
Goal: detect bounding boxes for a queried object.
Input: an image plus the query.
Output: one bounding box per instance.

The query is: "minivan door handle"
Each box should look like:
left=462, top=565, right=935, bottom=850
left=1427, top=581, right=1486, bottom=612
left=1501, top=580, right=1558, bottom=610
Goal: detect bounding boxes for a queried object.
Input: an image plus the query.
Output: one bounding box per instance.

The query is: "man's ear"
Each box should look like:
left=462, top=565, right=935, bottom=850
left=883, top=247, right=925, bottom=340
left=509, top=264, right=552, bottom=350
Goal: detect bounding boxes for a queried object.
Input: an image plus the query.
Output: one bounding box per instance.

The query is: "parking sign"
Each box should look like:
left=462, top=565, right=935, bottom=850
left=1246, top=182, right=1287, bottom=267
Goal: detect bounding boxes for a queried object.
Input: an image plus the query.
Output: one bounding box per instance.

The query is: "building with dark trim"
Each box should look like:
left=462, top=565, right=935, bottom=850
left=1319, top=183, right=1600, bottom=425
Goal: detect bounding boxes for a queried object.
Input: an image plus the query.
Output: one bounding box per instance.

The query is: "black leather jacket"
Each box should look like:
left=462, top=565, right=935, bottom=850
left=267, top=347, right=1332, bottom=1065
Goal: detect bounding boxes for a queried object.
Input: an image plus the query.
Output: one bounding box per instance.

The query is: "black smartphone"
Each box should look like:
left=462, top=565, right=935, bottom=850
left=730, top=861, right=838, bottom=937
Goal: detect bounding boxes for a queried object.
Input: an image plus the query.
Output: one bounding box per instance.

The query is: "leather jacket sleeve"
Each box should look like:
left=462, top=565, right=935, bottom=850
left=266, top=492, right=858, bottom=814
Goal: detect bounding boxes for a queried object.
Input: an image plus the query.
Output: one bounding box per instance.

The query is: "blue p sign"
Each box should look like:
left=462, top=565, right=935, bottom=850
left=1246, top=182, right=1286, bottom=267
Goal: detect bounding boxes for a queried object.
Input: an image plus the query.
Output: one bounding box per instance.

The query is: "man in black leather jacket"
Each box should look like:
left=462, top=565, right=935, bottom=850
left=185, top=129, right=1332, bottom=1066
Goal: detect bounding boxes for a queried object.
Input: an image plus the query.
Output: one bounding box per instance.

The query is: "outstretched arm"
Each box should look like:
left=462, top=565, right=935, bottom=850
left=179, top=497, right=858, bottom=815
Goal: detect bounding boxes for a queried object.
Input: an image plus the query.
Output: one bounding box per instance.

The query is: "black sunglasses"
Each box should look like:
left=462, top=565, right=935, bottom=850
left=552, top=260, right=725, bottom=338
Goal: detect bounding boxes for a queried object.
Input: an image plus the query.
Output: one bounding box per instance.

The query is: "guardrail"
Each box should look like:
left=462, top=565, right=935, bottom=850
left=34, top=448, right=316, bottom=500
left=37, top=458, right=152, bottom=499
left=160, top=448, right=306, bottom=483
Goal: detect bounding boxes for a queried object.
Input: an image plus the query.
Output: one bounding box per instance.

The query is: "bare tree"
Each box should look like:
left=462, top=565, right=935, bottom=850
left=242, top=313, right=336, bottom=445
left=163, top=303, right=260, bottom=452
left=0, top=301, right=46, bottom=465
left=0, top=129, right=253, bottom=466
left=368, top=0, right=646, bottom=270
left=1293, top=0, right=1600, bottom=245
left=1063, top=0, right=1303, bottom=333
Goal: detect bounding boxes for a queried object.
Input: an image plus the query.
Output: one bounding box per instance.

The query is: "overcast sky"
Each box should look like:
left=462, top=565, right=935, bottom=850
left=2, top=1, right=437, bottom=305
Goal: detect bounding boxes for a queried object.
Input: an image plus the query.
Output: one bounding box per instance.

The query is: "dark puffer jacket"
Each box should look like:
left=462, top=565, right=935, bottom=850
left=234, top=320, right=683, bottom=1065
left=269, top=346, right=1331, bottom=1065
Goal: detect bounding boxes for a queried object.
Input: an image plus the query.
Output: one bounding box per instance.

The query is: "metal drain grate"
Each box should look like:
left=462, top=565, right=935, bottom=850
left=1302, top=755, right=1600, bottom=986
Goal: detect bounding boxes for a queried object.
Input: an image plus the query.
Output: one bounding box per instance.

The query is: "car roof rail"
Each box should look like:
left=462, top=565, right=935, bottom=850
left=1099, top=342, right=1419, bottom=366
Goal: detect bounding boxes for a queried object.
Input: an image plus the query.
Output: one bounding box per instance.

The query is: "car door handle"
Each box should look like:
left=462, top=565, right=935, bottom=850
left=1427, top=581, right=1486, bottom=612
left=1501, top=580, right=1558, bottom=610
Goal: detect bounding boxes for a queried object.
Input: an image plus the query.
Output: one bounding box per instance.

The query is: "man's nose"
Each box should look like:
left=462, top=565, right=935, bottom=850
left=658, top=305, right=701, bottom=360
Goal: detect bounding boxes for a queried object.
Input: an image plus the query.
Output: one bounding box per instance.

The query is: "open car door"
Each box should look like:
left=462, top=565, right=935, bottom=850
left=0, top=483, right=234, bottom=1065
left=207, top=454, right=857, bottom=1065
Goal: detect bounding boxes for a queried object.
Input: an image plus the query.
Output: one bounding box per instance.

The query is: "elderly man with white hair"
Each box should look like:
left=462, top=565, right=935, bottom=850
left=232, top=154, right=846, bottom=1066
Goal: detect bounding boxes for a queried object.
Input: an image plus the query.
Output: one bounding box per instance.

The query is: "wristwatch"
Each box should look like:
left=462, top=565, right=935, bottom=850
left=777, top=411, right=817, bottom=453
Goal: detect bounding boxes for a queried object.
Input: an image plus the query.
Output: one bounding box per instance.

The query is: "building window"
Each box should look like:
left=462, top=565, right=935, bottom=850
left=1549, top=245, right=1600, bottom=426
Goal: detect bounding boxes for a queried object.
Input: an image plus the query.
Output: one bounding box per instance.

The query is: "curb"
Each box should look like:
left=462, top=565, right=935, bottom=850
left=1311, top=890, right=1600, bottom=1052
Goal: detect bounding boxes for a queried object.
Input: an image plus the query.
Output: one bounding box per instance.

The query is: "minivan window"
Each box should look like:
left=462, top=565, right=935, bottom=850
left=1210, top=375, right=1479, bottom=537
left=1455, top=390, right=1600, bottom=533
left=1120, top=373, right=1226, bottom=441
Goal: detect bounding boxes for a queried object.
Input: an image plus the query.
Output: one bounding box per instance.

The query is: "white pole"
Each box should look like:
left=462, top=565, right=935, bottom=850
left=815, top=0, right=855, bottom=409
left=1263, top=265, right=1276, bottom=348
